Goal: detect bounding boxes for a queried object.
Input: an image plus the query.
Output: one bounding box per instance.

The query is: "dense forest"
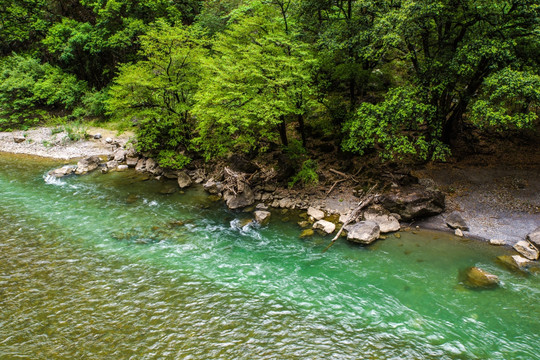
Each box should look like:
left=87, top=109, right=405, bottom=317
left=1, top=0, right=539, bottom=174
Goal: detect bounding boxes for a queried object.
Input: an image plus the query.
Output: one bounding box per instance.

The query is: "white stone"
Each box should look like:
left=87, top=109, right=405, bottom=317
left=307, top=207, right=325, bottom=220
left=117, top=165, right=128, bottom=171
left=345, top=221, right=380, bottom=245
left=513, top=240, right=539, bottom=260
left=455, top=228, right=463, bottom=237
left=313, top=220, right=336, bottom=234
left=489, top=238, right=506, bottom=246
left=364, top=212, right=400, bottom=233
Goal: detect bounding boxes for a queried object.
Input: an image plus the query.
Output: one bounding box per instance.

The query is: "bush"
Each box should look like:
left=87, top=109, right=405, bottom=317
left=289, top=159, right=319, bottom=188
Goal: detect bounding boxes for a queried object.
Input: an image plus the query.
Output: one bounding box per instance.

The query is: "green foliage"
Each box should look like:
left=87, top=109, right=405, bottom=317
left=193, top=2, right=316, bottom=159
left=107, top=21, right=206, bottom=161
left=343, top=87, right=449, bottom=161
left=0, top=54, right=87, bottom=129
left=288, top=159, right=319, bottom=188
left=155, top=150, right=191, bottom=170
left=62, top=120, right=88, bottom=141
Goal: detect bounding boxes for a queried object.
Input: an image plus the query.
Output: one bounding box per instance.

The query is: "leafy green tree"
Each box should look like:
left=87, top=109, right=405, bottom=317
left=193, top=1, right=315, bottom=159
left=107, top=21, right=206, bottom=169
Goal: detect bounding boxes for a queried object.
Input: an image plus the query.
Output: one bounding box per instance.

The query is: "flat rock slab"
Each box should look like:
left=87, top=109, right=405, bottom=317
left=527, top=226, right=540, bottom=248
left=513, top=240, right=539, bottom=260
left=445, top=211, right=469, bottom=231
left=307, top=207, right=325, bottom=220
left=364, top=212, right=400, bottom=233
left=313, top=220, right=336, bottom=234
left=345, top=221, right=380, bottom=245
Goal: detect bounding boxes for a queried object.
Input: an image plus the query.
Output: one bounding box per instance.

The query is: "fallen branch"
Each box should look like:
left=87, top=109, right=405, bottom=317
left=329, top=168, right=348, bottom=178
left=326, top=178, right=347, bottom=196
left=323, top=184, right=378, bottom=253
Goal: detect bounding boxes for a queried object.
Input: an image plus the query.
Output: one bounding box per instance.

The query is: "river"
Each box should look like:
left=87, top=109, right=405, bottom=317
left=0, top=152, right=539, bottom=359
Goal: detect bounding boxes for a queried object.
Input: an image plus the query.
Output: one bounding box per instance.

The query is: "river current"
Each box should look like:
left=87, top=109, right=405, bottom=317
left=0, top=153, right=539, bottom=359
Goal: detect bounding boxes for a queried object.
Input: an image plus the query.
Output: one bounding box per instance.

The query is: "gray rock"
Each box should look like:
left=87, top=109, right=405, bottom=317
left=75, top=156, right=101, bottom=175
left=446, top=212, right=469, bottom=231
left=203, top=178, right=224, bottom=194
left=313, top=220, right=336, bottom=234
left=177, top=171, right=192, bottom=189
left=380, top=185, right=445, bottom=221
left=307, top=207, right=325, bottom=221
left=93, top=133, right=102, bottom=139
left=278, top=197, right=295, bottom=209
left=48, top=165, right=76, bottom=178
left=364, top=211, right=400, bottom=233
left=462, top=267, right=499, bottom=289
left=512, top=255, right=534, bottom=268
left=163, top=170, right=178, bottom=179
left=135, top=158, right=146, bottom=172
left=126, top=156, right=139, bottom=167
left=526, top=226, right=540, bottom=248
left=225, top=185, right=255, bottom=210
left=113, top=149, right=127, bottom=162
left=106, top=160, right=119, bottom=170
left=489, top=238, right=506, bottom=246
left=256, top=203, right=268, bottom=210
left=345, top=221, right=380, bottom=245
left=513, top=240, right=539, bottom=260
left=13, top=135, right=25, bottom=143
left=254, top=210, right=271, bottom=225
left=105, top=137, right=113, bottom=144
left=145, top=158, right=158, bottom=173
left=117, top=165, right=128, bottom=171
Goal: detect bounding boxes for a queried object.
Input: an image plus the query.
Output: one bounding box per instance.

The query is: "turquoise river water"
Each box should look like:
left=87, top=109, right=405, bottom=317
left=0, top=152, right=539, bottom=359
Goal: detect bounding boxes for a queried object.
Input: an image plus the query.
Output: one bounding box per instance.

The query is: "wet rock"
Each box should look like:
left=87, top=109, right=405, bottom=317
left=75, top=155, right=101, bottom=174
left=445, top=212, right=469, bottom=231
left=106, top=160, right=119, bottom=170
left=455, top=229, right=464, bottom=237
left=298, top=220, right=310, bottom=228
left=513, top=240, right=539, bottom=260
left=135, top=158, right=146, bottom=172
left=300, top=229, right=314, bottom=238
left=126, top=156, right=139, bottom=167
left=225, top=185, right=255, bottom=210
left=113, top=149, right=127, bottom=162
left=379, top=185, right=445, bottom=221
left=363, top=210, right=400, bottom=233
left=256, top=203, right=268, bottom=210
left=48, top=165, right=76, bottom=178
left=526, top=226, right=540, bottom=248
left=177, top=171, right=192, bottom=189
left=313, top=220, right=336, bottom=234
left=461, top=267, right=499, bottom=289
left=163, top=170, right=178, bottom=179
left=117, top=165, right=128, bottom=171
left=13, top=135, right=25, bottom=143
left=345, top=221, right=380, bottom=245
left=489, top=239, right=506, bottom=246
left=496, top=255, right=531, bottom=273
left=203, top=178, right=224, bottom=194
left=278, top=197, right=295, bottom=209
left=254, top=210, right=271, bottom=225
left=307, top=207, right=325, bottom=221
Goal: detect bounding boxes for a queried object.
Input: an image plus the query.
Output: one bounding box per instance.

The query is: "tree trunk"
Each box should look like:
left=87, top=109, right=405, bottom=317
left=297, top=113, right=306, bottom=148
left=278, top=116, right=288, bottom=147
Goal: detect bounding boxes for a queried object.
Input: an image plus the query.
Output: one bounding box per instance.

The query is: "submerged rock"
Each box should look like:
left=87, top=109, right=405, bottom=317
left=254, top=210, right=271, bottom=225
left=379, top=185, right=445, bottom=221
left=496, top=255, right=532, bottom=273
left=75, top=155, right=101, bottom=175
left=345, top=221, right=380, bottom=245
left=300, top=229, right=314, bottom=238
left=461, top=267, right=499, bottom=289
left=313, top=220, right=336, bottom=234
left=513, top=240, right=539, bottom=260
left=177, top=171, right=192, bottom=189
left=446, top=212, right=469, bottom=231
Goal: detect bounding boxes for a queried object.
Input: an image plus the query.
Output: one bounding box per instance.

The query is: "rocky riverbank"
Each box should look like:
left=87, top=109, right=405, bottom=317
left=2, top=126, right=539, bottom=271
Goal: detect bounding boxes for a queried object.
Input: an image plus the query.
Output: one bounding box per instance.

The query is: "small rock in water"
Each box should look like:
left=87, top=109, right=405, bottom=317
left=461, top=267, right=499, bottom=289
left=297, top=220, right=310, bottom=228
left=256, top=203, right=268, bottom=210
left=489, top=238, right=506, bottom=246
left=513, top=240, right=539, bottom=260
left=177, top=171, right=193, bottom=189
left=345, top=221, right=380, bottom=245
left=363, top=210, right=400, bottom=233
left=455, top=228, right=463, bottom=237
left=300, top=229, right=314, bottom=238
left=307, top=207, right=325, bottom=221
left=313, top=220, right=336, bottom=235
left=117, top=164, right=128, bottom=171
left=48, top=165, right=76, bottom=178
left=254, top=210, right=271, bottom=225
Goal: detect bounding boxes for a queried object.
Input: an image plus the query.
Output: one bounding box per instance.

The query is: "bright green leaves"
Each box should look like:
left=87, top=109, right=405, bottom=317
left=343, top=87, right=449, bottom=161
left=193, top=4, right=315, bottom=159
left=107, top=22, right=206, bottom=168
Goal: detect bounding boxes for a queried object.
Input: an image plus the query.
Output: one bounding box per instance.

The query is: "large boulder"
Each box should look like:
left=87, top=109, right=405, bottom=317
left=379, top=185, right=445, bottom=221
left=126, top=156, right=139, bottom=167
left=445, top=212, right=469, bottom=231
left=307, top=207, right=325, bottom=221
left=75, top=156, right=101, bottom=175
left=513, top=240, right=539, bottom=260
left=461, top=267, right=499, bottom=289
left=526, top=226, right=540, bottom=248
left=254, top=210, right=271, bottom=225
left=313, top=220, right=336, bottom=234
left=135, top=158, right=146, bottom=172
left=106, top=160, right=119, bottom=170
left=363, top=210, right=400, bottom=233
left=113, top=149, right=127, bottom=162
left=48, top=165, right=76, bottom=178
left=225, top=185, right=255, bottom=210
left=177, top=171, right=192, bottom=189
left=345, top=221, right=380, bottom=245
